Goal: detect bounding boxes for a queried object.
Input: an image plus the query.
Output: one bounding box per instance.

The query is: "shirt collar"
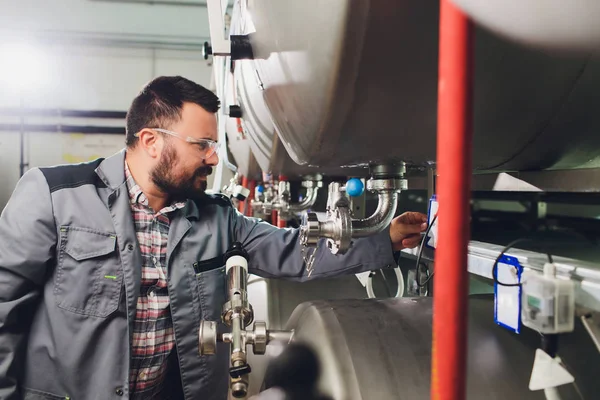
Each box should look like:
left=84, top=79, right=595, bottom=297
left=124, top=161, right=186, bottom=213
left=125, top=161, right=147, bottom=206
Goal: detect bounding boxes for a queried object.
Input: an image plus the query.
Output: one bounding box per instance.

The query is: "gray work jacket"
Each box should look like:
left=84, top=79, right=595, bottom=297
left=0, top=150, right=396, bottom=400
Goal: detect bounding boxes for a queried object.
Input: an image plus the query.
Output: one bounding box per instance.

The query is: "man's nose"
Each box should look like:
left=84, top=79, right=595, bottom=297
left=204, top=151, right=219, bottom=166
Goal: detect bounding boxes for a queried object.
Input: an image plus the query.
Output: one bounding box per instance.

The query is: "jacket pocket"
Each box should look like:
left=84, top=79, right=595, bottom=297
left=22, top=387, right=66, bottom=400
left=54, top=226, right=122, bottom=318
left=196, top=265, right=227, bottom=322
left=193, top=256, right=224, bottom=274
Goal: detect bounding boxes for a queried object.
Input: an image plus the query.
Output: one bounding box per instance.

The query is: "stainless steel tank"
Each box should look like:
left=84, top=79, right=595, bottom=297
left=269, top=296, right=598, bottom=400
left=225, top=115, right=262, bottom=180
left=233, top=59, right=361, bottom=178
left=452, top=0, right=600, bottom=51
left=221, top=59, right=262, bottom=181
left=237, top=0, right=600, bottom=171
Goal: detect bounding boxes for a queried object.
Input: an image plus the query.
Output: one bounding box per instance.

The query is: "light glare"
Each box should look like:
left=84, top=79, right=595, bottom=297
left=0, top=42, right=49, bottom=92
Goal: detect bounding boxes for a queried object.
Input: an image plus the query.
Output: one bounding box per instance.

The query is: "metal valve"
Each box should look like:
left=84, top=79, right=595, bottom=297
left=251, top=176, right=323, bottom=219
left=223, top=173, right=251, bottom=201
left=198, top=242, right=293, bottom=399
left=199, top=320, right=218, bottom=355
left=300, top=163, right=407, bottom=255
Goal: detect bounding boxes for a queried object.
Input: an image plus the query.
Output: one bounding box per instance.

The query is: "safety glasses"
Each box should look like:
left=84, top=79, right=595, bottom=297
left=136, top=128, right=220, bottom=160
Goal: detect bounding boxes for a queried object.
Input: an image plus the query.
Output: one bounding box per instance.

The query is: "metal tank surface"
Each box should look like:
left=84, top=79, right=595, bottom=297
left=269, top=295, right=599, bottom=400
left=238, top=0, right=600, bottom=171
left=226, top=113, right=262, bottom=180
left=233, top=58, right=362, bottom=178
left=232, top=59, right=277, bottom=175
left=451, top=0, right=600, bottom=51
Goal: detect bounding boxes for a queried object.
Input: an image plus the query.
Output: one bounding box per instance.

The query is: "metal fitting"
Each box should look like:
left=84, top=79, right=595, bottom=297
left=222, top=300, right=254, bottom=327
left=232, top=185, right=251, bottom=201
left=299, top=163, right=407, bottom=254
left=198, top=320, right=217, bottom=355
left=302, top=179, right=324, bottom=189
left=370, top=163, right=406, bottom=179
left=352, top=193, right=400, bottom=239
left=289, top=185, right=320, bottom=213
left=219, top=322, right=293, bottom=351
left=231, top=351, right=247, bottom=365
left=198, top=242, right=293, bottom=399
left=223, top=173, right=250, bottom=201
left=366, top=177, right=407, bottom=192
left=230, top=379, right=248, bottom=399
left=326, top=207, right=353, bottom=254
left=252, top=177, right=322, bottom=217
left=300, top=213, right=320, bottom=246
left=251, top=321, right=268, bottom=355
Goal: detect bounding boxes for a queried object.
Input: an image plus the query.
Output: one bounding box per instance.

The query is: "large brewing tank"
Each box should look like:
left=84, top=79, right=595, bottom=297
left=225, top=112, right=262, bottom=180
left=451, top=0, right=600, bottom=52
left=266, top=296, right=599, bottom=400
left=222, top=62, right=262, bottom=180
left=233, top=59, right=305, bottom=177
left=237, top=0, right=600, bottom=171
left=233, top=59, right=362, bottom=178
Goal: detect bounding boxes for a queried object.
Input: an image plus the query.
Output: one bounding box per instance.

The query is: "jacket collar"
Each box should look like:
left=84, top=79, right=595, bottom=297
left=184, top=198, right=200, bottom=220
left=95, top=148, right=127, bottom=191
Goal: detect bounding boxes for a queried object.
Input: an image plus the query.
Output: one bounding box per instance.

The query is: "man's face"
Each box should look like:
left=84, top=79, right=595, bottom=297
left=150, top=102, right=219, bottom=201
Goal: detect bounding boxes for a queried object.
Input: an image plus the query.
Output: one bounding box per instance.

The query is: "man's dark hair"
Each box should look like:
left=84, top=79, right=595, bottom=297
left=125, top=76, right=220, bottom=147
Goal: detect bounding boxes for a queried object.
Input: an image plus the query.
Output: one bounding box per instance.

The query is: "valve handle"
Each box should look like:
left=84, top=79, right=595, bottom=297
left=346, top=178, right=365, bottom=197
left=229, top=364, right=252, bottom=378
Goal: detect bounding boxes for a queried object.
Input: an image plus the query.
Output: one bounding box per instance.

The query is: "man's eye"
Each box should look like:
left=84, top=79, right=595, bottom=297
left=196, top=142, right=209, bottom=151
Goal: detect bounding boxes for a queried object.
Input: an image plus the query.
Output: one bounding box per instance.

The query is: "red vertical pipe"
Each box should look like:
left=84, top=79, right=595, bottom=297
left=271, top=210, right=278, bottom=226
left=277, top=213, right=287, bottom=228
left=431, top=1, right=473, bottom=400
left=246, top=180, right=256, bottom=217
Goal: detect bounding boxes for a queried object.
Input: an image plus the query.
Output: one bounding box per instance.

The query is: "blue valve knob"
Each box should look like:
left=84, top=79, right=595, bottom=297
left=256, top=185, right=265, bottom=194
left=346, top=178, right=364, bottom=197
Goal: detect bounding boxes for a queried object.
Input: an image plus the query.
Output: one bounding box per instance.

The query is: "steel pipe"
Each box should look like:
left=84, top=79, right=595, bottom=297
left=289, top=187, right=318, bottom=212
left=231, top=314, right=243, bottom=354
left=431, top=1, right=474, bottom=400
left=252, top=180, right=321, bottom=216
left=268, top=330, right=294, bottom=343
left=351, top=191, right=399, bottom=238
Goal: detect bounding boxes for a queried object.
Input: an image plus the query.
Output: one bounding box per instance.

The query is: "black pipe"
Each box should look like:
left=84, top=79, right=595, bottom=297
left=0, top=108, right=127, bottom=119
left=542, top=334, right=559, bottom=358
left=0, top=124, right=125, bottom=135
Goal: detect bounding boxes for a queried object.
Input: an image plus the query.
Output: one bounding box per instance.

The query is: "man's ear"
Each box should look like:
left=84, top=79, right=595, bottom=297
left=137, top=129, right=161, bottom=158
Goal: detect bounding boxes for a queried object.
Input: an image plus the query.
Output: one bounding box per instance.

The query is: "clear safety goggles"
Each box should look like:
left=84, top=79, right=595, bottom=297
left=136, top=128, right=220, bottom=160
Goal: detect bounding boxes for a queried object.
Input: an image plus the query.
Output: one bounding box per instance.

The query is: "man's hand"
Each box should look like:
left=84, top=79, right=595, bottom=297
left=390, top=211, right=428, bottom=251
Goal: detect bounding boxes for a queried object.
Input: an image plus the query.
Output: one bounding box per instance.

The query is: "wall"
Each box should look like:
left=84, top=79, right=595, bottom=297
left=0, top=0, right=210, bottom=45
left=0, top=0, right=233, bottom=210
left=0, top=45, right=216, bottom=209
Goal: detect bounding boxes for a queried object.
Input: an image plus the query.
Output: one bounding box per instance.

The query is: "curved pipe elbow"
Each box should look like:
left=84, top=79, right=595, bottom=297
left=289, top=188, right=318, bottom=212
left=351, top=191, right=398, bottom=238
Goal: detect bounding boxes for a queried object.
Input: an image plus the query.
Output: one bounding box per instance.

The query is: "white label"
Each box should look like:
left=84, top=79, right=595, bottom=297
left=495, top=262, right=521, bottom=332
left=529, top=349, right=575, bottom=391
left=426, top=199, right=439, bottom=249
left=355, top=271, right=370, bottom=288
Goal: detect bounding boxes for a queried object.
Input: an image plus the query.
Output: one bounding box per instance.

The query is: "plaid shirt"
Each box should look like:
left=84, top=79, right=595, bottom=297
left=125, top=163, right=185, bottom=399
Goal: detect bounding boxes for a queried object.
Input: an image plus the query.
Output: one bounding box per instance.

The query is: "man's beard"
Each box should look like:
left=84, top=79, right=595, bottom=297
left=151, top=145, right=213, bottom=202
